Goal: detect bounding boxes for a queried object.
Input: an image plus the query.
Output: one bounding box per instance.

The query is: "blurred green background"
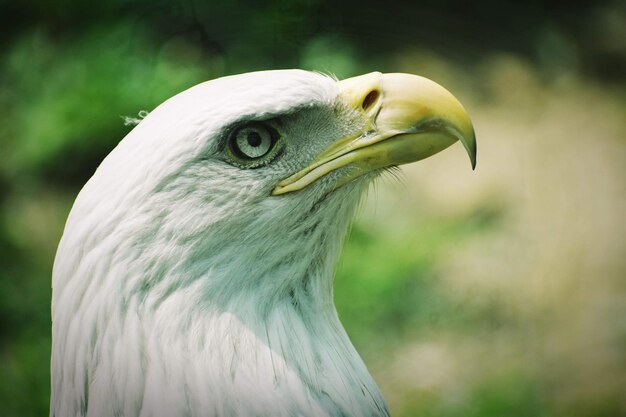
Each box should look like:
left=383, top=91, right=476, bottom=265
left=1, top=0, right=625, bottom=416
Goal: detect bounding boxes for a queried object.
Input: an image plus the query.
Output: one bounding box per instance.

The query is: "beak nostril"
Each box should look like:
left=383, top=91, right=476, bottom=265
left=361, top=90, right=379, bottom=111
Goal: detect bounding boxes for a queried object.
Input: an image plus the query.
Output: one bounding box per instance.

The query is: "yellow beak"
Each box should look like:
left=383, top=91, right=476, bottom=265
left=272, top=72, right=476, bottom=195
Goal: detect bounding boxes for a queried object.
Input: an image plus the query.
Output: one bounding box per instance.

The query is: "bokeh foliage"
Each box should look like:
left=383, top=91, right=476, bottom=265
left=1, top=1, right=625, bottom=416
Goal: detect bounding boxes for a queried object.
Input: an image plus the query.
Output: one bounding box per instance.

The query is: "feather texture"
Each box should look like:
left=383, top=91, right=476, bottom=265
left=52, top=70, right=388, bottom=417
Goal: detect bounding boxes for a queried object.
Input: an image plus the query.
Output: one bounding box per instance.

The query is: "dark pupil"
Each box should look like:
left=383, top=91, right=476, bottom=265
left=247, top=131, right=262, bottom=147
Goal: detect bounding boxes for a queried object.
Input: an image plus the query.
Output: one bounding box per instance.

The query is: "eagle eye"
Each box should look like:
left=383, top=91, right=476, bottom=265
left=227, top=122, right=280, bottom=166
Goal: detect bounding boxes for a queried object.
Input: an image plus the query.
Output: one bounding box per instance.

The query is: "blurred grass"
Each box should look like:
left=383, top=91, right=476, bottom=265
left=1, top=1, right=625, bottom=416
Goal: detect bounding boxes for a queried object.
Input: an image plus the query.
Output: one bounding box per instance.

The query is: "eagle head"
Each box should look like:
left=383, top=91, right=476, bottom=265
left=52, top=70, right=475, bottom=417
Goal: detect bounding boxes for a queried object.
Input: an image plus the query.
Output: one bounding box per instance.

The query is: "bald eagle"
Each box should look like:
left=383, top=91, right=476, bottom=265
left=51, top=70, right=476, bottom=417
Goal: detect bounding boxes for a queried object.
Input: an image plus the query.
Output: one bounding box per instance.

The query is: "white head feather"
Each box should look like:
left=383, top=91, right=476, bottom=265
left=52, top=70, right=389, bottom=417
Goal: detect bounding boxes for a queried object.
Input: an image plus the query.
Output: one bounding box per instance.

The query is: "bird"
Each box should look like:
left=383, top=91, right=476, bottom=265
left=51, top=70, right=476, bottom=417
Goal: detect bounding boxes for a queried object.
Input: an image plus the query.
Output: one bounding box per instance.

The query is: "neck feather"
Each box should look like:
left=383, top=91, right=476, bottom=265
left=52, top=181, right=389, bottom=416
